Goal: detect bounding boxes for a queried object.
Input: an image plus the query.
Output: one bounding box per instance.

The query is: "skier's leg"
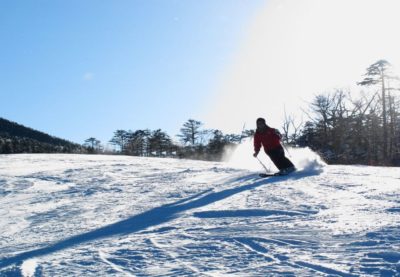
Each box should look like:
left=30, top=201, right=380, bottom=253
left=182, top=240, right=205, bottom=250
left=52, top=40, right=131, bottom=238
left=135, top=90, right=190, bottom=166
left=282, top=155, right=295, bottom=169
left=266, top=147, right=287, bottom=170
left=267, top=146, right=295, bottom=171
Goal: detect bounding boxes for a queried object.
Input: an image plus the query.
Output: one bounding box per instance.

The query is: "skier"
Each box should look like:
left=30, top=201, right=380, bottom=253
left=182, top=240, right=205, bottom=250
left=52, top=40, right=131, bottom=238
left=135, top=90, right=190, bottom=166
left=253, top=117, right=296, bottom=175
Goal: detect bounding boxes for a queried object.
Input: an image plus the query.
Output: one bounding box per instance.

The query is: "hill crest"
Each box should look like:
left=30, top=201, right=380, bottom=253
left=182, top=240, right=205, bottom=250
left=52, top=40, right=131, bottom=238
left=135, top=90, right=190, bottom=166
left=0, top=117, right=81, bottom=153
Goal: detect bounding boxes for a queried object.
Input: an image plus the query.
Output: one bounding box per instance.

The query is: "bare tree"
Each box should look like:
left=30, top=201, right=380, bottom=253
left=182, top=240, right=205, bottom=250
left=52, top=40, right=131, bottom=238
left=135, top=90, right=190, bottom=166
left=282, top=108, right=303, bottom=145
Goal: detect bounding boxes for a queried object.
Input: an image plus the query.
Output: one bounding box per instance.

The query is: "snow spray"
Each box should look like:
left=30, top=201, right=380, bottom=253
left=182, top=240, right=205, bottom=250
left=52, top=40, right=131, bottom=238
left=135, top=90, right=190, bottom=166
left=223, top=138, right=326, bottom=174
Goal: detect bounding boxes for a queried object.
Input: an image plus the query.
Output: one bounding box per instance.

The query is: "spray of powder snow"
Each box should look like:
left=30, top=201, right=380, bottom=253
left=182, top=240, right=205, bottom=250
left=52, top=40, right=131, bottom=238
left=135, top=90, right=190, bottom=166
left=223, top=138, right=326, bottom=174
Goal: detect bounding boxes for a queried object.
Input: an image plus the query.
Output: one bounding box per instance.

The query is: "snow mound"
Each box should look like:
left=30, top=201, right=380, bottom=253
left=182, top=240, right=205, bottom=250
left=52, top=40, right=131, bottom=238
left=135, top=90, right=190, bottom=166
left=223, top=139, right=326, bottom=174
left=21, top=259, right=38, bottom=277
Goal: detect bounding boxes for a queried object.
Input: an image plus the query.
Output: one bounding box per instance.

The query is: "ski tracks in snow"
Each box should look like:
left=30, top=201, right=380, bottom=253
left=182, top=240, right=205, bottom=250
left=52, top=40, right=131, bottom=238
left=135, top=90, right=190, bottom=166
left=0, top=155, right=400, bottom=276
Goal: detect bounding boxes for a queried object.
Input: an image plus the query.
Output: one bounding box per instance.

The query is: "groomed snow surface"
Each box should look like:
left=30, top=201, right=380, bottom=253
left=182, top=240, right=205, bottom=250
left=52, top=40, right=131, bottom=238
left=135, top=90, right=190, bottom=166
left=1, top=148, right=400, bottom=276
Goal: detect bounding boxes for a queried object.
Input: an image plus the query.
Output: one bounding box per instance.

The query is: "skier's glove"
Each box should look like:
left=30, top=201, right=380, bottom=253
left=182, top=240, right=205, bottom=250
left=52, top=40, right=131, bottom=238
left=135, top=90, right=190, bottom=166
left=253, top=152, right=258, bottom=158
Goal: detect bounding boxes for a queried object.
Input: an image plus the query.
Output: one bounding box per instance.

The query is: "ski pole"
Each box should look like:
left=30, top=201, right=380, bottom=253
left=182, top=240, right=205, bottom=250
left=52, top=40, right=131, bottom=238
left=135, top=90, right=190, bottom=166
left=256, top=156, right=269, bottom=173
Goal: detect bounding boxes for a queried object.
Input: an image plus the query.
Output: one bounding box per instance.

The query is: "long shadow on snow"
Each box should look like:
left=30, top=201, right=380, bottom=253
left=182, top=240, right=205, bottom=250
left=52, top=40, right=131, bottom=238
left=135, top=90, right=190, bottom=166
left=0, top=170, right=318, bottom=268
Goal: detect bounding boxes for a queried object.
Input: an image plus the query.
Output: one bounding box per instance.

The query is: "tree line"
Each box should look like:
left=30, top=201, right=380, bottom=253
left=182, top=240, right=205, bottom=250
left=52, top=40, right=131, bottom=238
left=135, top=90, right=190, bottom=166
left=94, top=120, right=252, bottom=161
left=294, top=60, right=400, bottom=166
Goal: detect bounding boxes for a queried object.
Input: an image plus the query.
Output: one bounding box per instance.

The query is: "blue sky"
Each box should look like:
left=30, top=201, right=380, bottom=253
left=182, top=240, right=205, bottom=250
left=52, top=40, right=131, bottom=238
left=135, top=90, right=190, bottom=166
left=1, top=0, right=266, bottom=145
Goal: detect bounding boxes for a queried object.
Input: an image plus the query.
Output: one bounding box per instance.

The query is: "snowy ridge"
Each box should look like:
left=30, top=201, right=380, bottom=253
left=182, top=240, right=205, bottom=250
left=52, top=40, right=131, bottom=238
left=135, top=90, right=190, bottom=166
left=0, top=154, right=400, bottom=276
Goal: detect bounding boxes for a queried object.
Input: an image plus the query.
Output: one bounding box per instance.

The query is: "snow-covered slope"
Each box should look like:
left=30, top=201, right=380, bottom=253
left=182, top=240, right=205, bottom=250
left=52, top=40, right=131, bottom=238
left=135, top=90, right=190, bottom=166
left=1, top=154, right=399, bottom=276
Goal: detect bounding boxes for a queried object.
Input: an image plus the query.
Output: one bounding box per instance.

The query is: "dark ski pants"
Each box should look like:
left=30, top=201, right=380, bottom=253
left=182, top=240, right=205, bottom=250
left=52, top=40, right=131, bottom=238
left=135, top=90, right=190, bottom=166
left=266, top=146, right=294, bottom=171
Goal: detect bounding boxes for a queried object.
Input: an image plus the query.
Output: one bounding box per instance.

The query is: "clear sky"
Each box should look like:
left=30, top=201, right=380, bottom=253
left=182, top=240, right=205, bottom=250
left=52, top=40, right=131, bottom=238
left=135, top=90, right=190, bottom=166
left=0, top=0, right=266, bottom=145
left=206, top=0, right=400, bottom=133
left=2, top=0, right=400, bottom=146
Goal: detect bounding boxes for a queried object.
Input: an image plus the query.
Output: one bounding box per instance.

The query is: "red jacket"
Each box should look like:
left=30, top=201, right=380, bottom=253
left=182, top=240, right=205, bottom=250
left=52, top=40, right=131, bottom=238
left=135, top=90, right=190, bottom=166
left=254, top=127, right=282, bottom=153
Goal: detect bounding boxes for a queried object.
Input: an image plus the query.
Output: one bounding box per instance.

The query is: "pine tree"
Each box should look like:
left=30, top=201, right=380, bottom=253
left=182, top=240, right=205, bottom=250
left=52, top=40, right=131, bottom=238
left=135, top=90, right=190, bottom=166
left=177, top=119, right=203, bottom=146
left=148, top=129, right=172, bottom=157
left=207, top=130, right=225, bottom=160
left=127, top=129, right=150, bottom=156
left=358, top=60, right=397, bottom=162
left=109, top=130, right=130, bottom=153
left=84, top=137, right=101, bottom=153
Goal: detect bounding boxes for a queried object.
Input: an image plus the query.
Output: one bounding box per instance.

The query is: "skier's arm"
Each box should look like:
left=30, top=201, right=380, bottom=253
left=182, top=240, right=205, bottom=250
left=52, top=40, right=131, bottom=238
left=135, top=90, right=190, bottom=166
left=273, top=128, right=282, bottom=140
left=253, top=133, right=261, bottom=157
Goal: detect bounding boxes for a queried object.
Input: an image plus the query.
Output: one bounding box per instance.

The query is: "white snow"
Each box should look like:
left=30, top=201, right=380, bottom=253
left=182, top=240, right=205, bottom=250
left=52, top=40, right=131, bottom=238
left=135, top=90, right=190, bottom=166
left=20, top=259, right=38, bottom=277
left=0, top=152, right=400, bottom=276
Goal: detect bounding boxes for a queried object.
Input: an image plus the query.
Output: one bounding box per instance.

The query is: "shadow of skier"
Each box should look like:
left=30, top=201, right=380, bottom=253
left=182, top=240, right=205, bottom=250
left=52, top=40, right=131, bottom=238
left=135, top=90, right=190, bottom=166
left=0, top=170, right=318, bottom=269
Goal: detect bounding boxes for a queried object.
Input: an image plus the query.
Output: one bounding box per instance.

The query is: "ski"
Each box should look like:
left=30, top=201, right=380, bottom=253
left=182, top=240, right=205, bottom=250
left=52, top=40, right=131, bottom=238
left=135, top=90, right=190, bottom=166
left=259, top=172, right=282, bottom=178
left=259, top=170, right=296, bottom=178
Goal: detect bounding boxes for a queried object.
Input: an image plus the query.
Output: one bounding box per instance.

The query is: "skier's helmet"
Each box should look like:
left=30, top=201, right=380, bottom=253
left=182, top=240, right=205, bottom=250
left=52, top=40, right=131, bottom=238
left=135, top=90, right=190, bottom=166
left=256, top=118, right=266, bottom=125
